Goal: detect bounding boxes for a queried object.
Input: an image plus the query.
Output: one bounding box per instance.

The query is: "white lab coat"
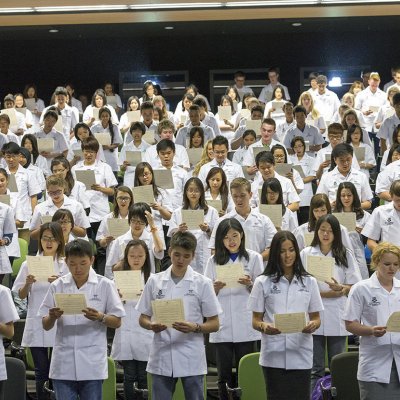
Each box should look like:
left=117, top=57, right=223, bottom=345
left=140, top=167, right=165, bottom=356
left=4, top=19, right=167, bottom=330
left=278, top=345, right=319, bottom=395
left=0, top=203, right=17, bottom=274
left=197, top=159, right=244, bottom=187
left=205, top=249, right=263, bottom=342
left=136, top=265, right=222, bottom=377
left=289, top=153, right=315, bottom=206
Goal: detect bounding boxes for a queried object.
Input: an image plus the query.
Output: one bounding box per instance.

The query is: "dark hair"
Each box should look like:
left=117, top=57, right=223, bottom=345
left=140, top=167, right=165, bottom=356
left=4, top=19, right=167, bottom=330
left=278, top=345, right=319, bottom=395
left=334, top=182, right=364, bottom=220
left=91, top=89, right=107, bottom=107
left=260, top=178, right=286, bottom=215
left=220, top=95, right=235, bottom=115
left=51, top=157, right=75, bottom=195
left=243, top=129, right=256, bottom=140
left=114, top=186, right=133, bottom=218
left=39, top=222, right=65, bottom=258
left=311, top=214, right=348, bottom=268
left=272, top=85, right=286, bottom=101
left=250, top=104, right=264, bottom=115
left=98, top=107, right=115, bottom=144
left=74, top=122, right=93, bottom=142
left=332, top=143, right=353, bottom=159
left=156, top=139, right=175, bottom=153
left=205, top=167, right=229, bottom=211
left=293, top=105, right=307, bottom=116
left=121, top=239, right=151, bottom=283
left=23, top=84, right=38, bottom=101
left=308, top=193, right=331, bottom=232
left=193, top=96, right=207, bottom=110
left=54, top=86, right=68, bottom=96
left=387, top=143, right=400, bottom=166
left=214, top=218, right=249, bottom=265
left=185, top=84, right=199, bottom=97
left=81, top=137, right=100, bottom=153
left=128, top=202, right=151, bottom=226
left=52, top=208, right=75, bottom=230
left=21, top=134, right=39, bottom=163
left=126, top=96, right=141, bottom=112
left=43, top=109, right=59, bottom=121
left=66, top=239, right=93, bottom=259
left=271, top=144, right=289, bottom=164
left=212, top=135, right=229, bottom=149
left=181, top=93, right=194, bottom=112
left=225, top=86, right=240, bottom=102
left=346, top=124, right=364, bottom=144
left=0, top=168, right=8, bottom=179
left=263, top=231, right=309, bottom=283
left=140, top=101, right=154, bottom=112
left=142, top=81, right=155, bottom=102
left=255, top=151, right=275, bottom=168
left=170, top=231, right=197, bottom=254
left=189, top=126, right=204, bottom=148
left=183, top=177, right=208, bottom=214
left=391, top=124, right=400, bottom=146
left=130, top=121, right=146, bottom=136
left=392, top=92, right=400, bottom=106
left=134, top=162, right=160, bottom=198
left=2, top=142, right=20, bottom=155
left=290, top=135, right=306, bottom=151
left=390, top=180, right=400, bottom=197
left=262, top=117, right=276, bottom=129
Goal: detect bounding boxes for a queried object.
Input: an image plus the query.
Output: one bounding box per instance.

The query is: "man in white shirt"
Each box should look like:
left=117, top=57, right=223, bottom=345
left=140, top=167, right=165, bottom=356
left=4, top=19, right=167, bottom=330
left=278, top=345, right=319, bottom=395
left=175, top=105, right=215, bottom=147
left=383, top=67, right=400, bottom=92
left=276, top=102, right=295, bottom=142
left=144, top=119, right=189, bottom=169
left=65, top=83, right=83, bottom=113
left=193, top=96, right=221, bottom=137
left=233, top=71, right=254, bottom=101
left=313, top=75, right=340, bottom=123
left=355, top=72, right=387, bottom=157
left=375, top=158, right=400, bottom=202
left=283, top=105, right=324, bottom=155
left=377, top=92, right=400, bottom=154
left=3, top=94, right=26, bottom=137
left=258, top=67, right=290, bottom=103
left=197, top=135, right=244, bottom=186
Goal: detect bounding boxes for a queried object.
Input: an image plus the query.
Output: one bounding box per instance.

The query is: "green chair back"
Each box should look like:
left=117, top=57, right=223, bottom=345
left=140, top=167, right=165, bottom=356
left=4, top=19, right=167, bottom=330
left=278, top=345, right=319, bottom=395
left=12, top=238, right=28, bottom=279
left=237, top=352, right=266, bottom=400
left=330, top=351, right=359, bottom=400
left=102, top=357, right=116, bottom=400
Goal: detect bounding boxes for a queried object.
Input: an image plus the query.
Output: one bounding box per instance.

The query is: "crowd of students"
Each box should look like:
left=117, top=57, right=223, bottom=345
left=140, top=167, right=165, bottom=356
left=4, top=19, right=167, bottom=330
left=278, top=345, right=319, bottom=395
left=0, top=66, right=400, bottom=400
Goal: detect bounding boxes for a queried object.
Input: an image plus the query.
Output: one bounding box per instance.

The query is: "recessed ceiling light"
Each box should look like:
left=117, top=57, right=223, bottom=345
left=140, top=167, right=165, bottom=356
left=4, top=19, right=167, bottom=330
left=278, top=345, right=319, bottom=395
left=164, top=26, right=174, bottom=30
left=292, top=22, right=302, bottom=27
left=49, top=29, right=59, bottom=33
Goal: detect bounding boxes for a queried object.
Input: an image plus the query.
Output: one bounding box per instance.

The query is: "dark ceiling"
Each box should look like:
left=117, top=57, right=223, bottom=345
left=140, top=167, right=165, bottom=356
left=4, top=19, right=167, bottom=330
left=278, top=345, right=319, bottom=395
left=0, top=15, right=399, bottom=41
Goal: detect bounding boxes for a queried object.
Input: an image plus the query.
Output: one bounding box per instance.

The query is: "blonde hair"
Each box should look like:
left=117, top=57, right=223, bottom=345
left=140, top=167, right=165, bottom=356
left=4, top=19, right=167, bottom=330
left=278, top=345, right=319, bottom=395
left=298, top=91, right=320, bottom=120
left=193, top=139, right=213, bottom=176
left=371, top=242, right=400, bottom=271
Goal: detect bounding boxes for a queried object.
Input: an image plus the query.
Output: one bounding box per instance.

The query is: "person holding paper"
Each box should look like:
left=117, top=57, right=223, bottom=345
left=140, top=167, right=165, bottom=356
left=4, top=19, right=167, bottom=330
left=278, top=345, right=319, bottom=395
left=344, top=242, right=400, bottom=399
left=299, top=91, right=327, bottom=134
left=248, top=230, right=323, bottom=400
left=111, top=239, right=154, bottom=399
left=263, top=85, right=287, bottom=125
left=173, top=92, right=194, bottom=130
left=0, top=192, right=16, bottom=284
left=14, top=93, right=34, bottom=130
left=18, top=147, right=46, bottom=193
left=118, top=95, right=141, bottom=135
left=52, top=209, right=76, bottom=244
left=3, top=93, right=27, bottom=136
left=23, top=83, right=46, bottom=132
left=250, top=151, right=300, bottom=211
left=231, top=129, right=256, bottom=166
left=103, top=82, right=123, bottom=115
left=380, top=124, right=400, bottom=172
left=334, top=182, right=370, bottom=279
left=317, top=143, right=372, bottom=210
left=300, top=214, right=362, bottom=389
left=341, top=108, right=372, bottom=147
left=345, top=124, right=376, bottom=179
left=21, top=134, right=51, bottom=179
left=34, top=109, right=69, bottom=168
left=205, top=167, right=234, bottom=217
left=82, top=88, right=119, bottom=127
left=192, top=140, right=214, bottom=177
left=106, top=203, right=164, bottom=279
left=13, top=222, right=67, bottom=399
left=205, top=218, right=263, bottom=400
left=216, top=95, right=240, bottom=142
left=137, top=231, right=221, bottom=400
left=168, top=177, right=218, bottom=274
left=377, top=91, right=400, bottom=155
left=140, top=80, right=156, bottom=104
left=260, top=178, right=299, bottom=231
left=0, top=114, right=20, bottom=145
left=39, top=239, right=125, bottom=400
left=153, top=95, right=174, bottom=123
left=0, top=284, right=19, bottom=400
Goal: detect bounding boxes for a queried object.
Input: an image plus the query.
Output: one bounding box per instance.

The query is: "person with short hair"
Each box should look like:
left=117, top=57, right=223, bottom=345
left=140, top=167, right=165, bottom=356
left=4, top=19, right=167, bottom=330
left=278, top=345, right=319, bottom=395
left=2, top=93, right=27, bottom=137
left=258, top=67, right=290, bottom=103
left=232, top=129, right=256, bottom=165
left=233, top=70, right=254, bottom=101
left=377, top=92, right=400, bottom=154
left=344, top=242, right=400, bottom=399
left=193, top=95, right=222, bottom=137
left=137, top=231, right=221, bottom=400
left=313, top=75, right=341, bottom=123
left=83, top=88, right=119, bottom=127
left=39, top=239, right=125, bottom=400
left=374, top=85, right=399, bottom=131
left=275, top=102, right=296, bottom=143
left=0, top=112, right=20, bottom=146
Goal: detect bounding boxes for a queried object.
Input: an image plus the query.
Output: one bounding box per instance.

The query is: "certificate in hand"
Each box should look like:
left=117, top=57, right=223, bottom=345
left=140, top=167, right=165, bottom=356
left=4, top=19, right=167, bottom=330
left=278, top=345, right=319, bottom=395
left=114, top=270, right=143, bottom=300
left=125, top=151, right=142, bottom=166
left=41, top=215, right=53, bottom=224
left=126, top=110, right=141, bottom=123
left=292, top=164, right=305, bottom=178
left=306, top=255, right=335, bottom=282
left=324, top=153, right=332, bottom=162
left=240, top=109, right=251, bottom=120
left=253, top=146, right=268, bottom=158
left=386, top=311, right=400, bottom=332
left=1, top=109, right=17, bottom=126
left=25, top=98, right=36, bottom=112
left=180, top=114, right=187, bottom=124
left=218, top=106, right=232, bottom=121
left=369, top=105, right=379, bottom=113
left=187, top=148, right=202, bottom=166
left=7, top=173, right=18, bottom=192
left=54, top=293, right=87, bottom=315
left=107, top=218, right=129, bottom=238
left=305, top=141, right=310, bottom=152
left=132, top=185, right=155, bottom=205
left=27, top=255, right=54, bottom=282
left=245, top=119, right=262, bottom=134
left=73, top=149, right=83, bottom=158
left=94, top=132, right=112, bottom=146
left=142, top=130, right=156, bottom=145
left=153, top=169, right=174, bottom=189
left=151, top=298, right=185, bottom=327
left=259, top=204, right=282, bottom=228
left=207, top=199, right=222, bottom=212
left=216, top=263, right=243, bottom=289
left=274, top=312, right=307, bottom=333
left=0, top=194, right=10, bottom=205
left=92, top=107, right=100, bottom=121
left=106, top=95, right=117, bottom=107
left=332, top=212, right=356, bottom=232
left=272, top=101, right=284, bottom=111
left=353, top=147, right=365, bottom=162
left=181, top=209, right=204, bottom=230
left=275, top=163, right=292, bottom=176
left=55, top=115, right=63, bottom=132
left=304, top=232, right=314, bottom=247
left=75, top=170, right=96, bottom=190
left=37, top=138, right=55, bottom=153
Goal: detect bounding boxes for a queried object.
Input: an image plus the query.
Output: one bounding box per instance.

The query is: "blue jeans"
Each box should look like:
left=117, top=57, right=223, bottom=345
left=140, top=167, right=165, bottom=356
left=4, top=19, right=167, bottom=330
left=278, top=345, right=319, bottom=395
left=52, top=379, right=103, bottom=400
left=151, top=374, right=204, bottom=400
left=30, top=347, right=51, bottom=400
left=120, top=360, right=147, bottom=399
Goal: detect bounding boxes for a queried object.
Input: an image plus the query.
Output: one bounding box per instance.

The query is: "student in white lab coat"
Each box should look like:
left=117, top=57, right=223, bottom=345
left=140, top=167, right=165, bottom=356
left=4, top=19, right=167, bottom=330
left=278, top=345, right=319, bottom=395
left=23, top=83, right=46, bottom=132
left=0, top=285, right=19, bottom=399
left=344, top=242, right=400, bottom=399
left=118, top=95, right=141, bottom=136
left=137, top=231, right=221, bottom=400
left=300, top=214, right=362, bottom=390
left=168, top=177, right=218, bottom=274
left=21, top=134, right=51, bottom=180
left=216, top=95, right=240, bottom=142
left=204, top=218, right=263, bottom=400
left=39, top=239, right=125, bottom=400
left=13, top=222, right=68, bottom=399
left=52, top=209, right=77, bottom=245
left=83, top=88, right=119, bottom=127
left=248, top=230, right=323, bottom=400
left=333, top=182, right=370, bottom=279
left=111, top=239, right=154, bottom=399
